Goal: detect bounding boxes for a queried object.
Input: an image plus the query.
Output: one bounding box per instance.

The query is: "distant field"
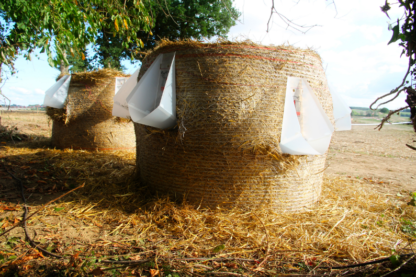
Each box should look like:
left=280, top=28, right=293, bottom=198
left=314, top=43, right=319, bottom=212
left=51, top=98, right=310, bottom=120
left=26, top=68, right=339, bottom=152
left=351, top=108, right=411, bottom=124
left=0, top=110, right=51, bottom=138
left=0, top=110, right=48, bottom=122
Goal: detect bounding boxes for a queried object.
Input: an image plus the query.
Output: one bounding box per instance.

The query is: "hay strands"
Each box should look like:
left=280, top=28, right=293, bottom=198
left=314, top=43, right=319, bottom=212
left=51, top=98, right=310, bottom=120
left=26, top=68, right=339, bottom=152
left=1, top=146, right=416, bottom=275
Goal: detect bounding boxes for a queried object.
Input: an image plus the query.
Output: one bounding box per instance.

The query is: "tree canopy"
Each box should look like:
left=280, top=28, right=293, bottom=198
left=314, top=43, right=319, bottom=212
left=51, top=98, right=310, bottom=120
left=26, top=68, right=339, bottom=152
left=0, top=0, right=152, bottom=76
left=87, top=0, right=240, bottom=70
left=1, top=0, right=239, bottom=75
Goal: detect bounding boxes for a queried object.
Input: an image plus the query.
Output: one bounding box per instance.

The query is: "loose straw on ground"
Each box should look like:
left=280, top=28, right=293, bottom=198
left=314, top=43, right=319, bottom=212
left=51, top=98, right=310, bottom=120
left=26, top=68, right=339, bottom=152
left=2, top=146, right=415, bottom=273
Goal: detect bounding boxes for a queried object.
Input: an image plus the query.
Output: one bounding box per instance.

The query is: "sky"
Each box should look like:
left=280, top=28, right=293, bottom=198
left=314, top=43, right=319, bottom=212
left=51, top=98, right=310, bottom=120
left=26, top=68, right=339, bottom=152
left=0, top=0, right=410, bottom=110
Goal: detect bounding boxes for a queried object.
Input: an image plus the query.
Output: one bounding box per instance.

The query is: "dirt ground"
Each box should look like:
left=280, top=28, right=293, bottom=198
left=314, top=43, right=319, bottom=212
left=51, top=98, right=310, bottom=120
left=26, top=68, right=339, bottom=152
left=326, top=124, right=416, bottom=193
left=0, top=111, right=51, bottom=142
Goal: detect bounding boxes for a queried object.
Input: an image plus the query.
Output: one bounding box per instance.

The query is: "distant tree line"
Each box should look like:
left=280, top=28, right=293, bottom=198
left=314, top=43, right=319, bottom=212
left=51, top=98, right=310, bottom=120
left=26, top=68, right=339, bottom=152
left=351, top=107, right=411, bottom=118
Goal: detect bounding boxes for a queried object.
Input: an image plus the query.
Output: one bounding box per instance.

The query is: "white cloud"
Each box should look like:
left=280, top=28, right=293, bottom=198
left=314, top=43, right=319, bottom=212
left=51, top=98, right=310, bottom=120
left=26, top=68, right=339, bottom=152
left=228, top=0, right=409, bottom=109
left=9, top=86, right=31, bottom=95
left=2, top=86, right=46, bottom=106
left=34, top=89, right=45, bottom=95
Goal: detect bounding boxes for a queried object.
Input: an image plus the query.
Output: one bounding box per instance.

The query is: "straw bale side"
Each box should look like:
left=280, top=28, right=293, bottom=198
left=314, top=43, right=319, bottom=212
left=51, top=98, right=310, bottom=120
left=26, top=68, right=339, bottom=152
left=135, top=41, right=333, bottom=211
left=52, top=118, right=135, bottom=151
left=49, top=69, right=135, bottom=151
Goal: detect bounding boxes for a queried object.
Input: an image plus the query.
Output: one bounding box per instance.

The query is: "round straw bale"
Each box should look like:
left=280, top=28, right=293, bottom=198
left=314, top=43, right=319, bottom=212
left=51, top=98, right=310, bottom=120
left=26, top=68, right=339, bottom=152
left=135, top=40, right=334, bottom=211
left=48, top=69, right=136, bottom=151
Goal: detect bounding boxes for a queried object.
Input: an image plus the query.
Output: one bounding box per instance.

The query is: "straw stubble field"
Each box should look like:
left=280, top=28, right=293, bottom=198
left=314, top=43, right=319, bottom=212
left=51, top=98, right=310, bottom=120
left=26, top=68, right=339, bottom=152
left=0, top=111, right=416, bottom=276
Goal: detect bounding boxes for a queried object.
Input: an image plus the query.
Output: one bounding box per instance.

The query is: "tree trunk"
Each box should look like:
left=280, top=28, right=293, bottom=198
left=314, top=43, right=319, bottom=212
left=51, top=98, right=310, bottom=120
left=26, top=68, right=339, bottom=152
left=406, top=87, right=416, bottom=132
left=60, top=52, right=69, bottom=76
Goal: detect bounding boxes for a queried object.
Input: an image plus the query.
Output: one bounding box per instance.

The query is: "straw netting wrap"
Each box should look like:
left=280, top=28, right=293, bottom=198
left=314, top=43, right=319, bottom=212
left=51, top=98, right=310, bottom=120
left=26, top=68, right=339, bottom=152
left=135, top=41, right=334, bottom=211
left=48, top=69, right=136, bottom=151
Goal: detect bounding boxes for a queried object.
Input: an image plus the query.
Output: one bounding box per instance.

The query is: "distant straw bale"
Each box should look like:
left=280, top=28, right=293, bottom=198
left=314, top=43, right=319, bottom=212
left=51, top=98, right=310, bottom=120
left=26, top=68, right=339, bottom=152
left=135, top=40, right=334, bottom=211
left=47, top=69, right=135, bottom=151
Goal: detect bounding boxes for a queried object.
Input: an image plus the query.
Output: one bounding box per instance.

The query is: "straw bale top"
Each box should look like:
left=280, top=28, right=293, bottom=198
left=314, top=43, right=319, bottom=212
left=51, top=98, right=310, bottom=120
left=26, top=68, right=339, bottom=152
left=70, top=68, right=129, bottom=83
left=142, top=39, right=323, bottom=63
left=56, top=68, right=128, bottom=82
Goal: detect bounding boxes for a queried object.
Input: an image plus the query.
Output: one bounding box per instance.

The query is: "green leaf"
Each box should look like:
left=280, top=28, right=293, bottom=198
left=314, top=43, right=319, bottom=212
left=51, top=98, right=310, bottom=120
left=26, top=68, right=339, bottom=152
left=8, top=255, right=17, bottom=260
left=212, top=244, right=225, bottom=253
left=54, top=207, right=65, bottom=212
left=47, top=48, right=54, bottom=67
left=389, top=254, right=400, bottom=266
left=408, top=192, right=416, bottom=206
left=1, top=52, right=8, bottom=65
left=8, top=237, right=19, bottom=243
left=388, top=24, right=401, bottom=45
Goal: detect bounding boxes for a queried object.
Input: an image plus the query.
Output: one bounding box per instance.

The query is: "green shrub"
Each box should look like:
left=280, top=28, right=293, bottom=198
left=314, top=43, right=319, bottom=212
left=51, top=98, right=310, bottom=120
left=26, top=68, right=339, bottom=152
left=380, top=107, right=389, bottom=113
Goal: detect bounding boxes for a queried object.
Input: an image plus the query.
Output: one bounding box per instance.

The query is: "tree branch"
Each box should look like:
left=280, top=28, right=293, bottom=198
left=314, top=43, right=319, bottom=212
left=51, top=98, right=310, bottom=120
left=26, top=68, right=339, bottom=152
left=370, top=60, right=412, bottom=110
left=267, top=0, right=319, bottom=34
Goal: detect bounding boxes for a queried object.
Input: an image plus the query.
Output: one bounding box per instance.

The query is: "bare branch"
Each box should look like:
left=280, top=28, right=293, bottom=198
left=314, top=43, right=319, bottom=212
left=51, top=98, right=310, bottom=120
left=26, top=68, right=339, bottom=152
left=375, top=106, right=409, bottom=131
left=267, top=0, right=319, bottom=34
left=370, top=59, right=412, bottom=110
left=327, top=0, right=338, bottom=18
left=0, top=91, right=11, bottom=110
left=275, top=12, right=319, bottom=34
left=380, top=254, right=415, bottom=277
left=406, top=144, right=416, bottom=151
left=266, top=0, right=275, bottom=33
left=164, top=0, right=179, bottom=27
left=374, top=87, right=407, bottom=108
left=0, top=68, right=11, bottom=110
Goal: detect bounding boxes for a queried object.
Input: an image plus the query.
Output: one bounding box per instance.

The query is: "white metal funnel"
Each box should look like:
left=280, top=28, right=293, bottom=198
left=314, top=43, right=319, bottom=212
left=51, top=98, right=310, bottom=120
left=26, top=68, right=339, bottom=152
left=43, top=75, right=71, bottom=109
left=331, top=90, right=352, bottom=131
left=112, top=69, right=140, bottom=119
left=115, top=77, right=129, bottom=94
left=126, top=53, right=176, bottom=129
left=280, top=77, right=334, bottom=155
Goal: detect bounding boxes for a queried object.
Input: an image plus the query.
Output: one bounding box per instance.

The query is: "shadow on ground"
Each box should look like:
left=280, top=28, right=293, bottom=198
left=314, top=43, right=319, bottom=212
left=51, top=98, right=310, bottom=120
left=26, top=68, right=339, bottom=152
left=1, top=141, right=140, bottom=209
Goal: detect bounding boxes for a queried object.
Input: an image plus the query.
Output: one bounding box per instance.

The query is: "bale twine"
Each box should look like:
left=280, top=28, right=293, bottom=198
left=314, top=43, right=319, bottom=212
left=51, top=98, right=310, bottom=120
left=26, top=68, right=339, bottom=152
left=47, top=69, right=136, bottom=151
left=135, top=40, right=334, bottom=212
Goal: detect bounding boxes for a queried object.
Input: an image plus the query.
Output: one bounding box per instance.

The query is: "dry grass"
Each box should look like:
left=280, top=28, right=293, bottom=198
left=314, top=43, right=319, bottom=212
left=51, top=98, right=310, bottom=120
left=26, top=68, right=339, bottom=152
left=45, top=106, right=67, bottom=123
left=1, top=145, right=415, bottom=275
